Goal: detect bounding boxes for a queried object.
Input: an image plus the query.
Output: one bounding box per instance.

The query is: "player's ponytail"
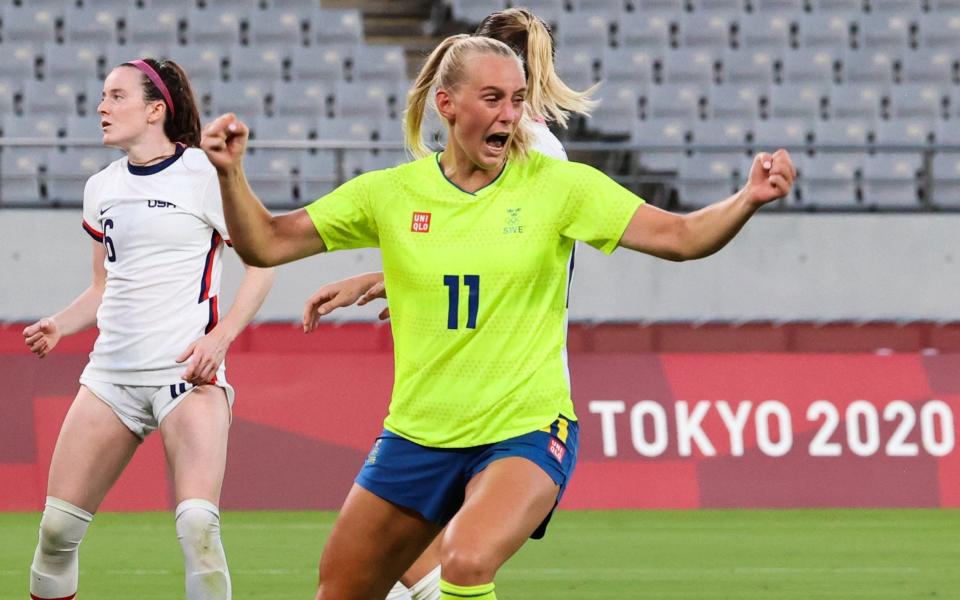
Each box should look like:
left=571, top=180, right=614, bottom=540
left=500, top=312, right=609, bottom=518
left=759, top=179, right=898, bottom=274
left=123, top=58, right=202, bottom=147
left=404, top=34, right=533, bottom=160
left=475, top=8, right=598, bottom=127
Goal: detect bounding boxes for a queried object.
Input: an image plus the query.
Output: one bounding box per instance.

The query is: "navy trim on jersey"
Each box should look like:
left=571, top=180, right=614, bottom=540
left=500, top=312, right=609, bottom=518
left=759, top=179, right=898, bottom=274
left=565, top=244, right=576, bottom=308
left=434, top=152, right=507, bottom=196
left=127, top=143, right=186, bottom=176
left=205, top=295, right=219, bottom=334
left=198, top=231, right=222, bottom=302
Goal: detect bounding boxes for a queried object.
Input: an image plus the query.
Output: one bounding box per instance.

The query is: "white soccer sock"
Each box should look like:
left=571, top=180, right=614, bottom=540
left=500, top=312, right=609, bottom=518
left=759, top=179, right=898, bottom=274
left=30, top=496, right=93, bottom=600
left=409, top=565, right=441, bottom=600
left=175, top=499, right=231, bottom=600
left=385, top=581, right=413, bottom=600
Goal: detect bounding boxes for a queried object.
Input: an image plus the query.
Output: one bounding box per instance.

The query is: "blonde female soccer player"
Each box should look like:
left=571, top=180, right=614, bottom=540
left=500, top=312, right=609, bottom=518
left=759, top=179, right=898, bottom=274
left=201, top=33, right=794, bottom=600
left=22, top=59, right=274, bottom=600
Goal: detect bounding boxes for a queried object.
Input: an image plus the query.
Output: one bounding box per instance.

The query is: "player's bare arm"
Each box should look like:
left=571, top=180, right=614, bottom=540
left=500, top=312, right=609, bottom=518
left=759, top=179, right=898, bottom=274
left=202, top=113, right=326, bottom=267
left=619, top=149, right=796, bottom=261
left=302, top=271, right=386, bottom=333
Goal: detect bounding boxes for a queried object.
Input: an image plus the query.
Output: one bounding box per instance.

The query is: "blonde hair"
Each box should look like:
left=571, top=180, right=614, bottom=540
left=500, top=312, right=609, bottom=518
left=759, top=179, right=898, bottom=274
left=403, top=34, right=533, bottom=160
left=476, top=8, right=598, bottom=128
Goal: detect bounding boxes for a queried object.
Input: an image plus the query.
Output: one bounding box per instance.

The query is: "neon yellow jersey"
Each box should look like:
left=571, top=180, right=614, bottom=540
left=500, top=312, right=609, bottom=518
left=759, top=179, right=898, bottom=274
left=306, top=151, right=644, bottom=447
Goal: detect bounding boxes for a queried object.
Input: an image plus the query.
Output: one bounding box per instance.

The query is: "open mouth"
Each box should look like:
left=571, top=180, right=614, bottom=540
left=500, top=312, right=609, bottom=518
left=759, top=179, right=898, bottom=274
left=101, top=121, right=111, bottom=131
left=484, top=132, right=509, bottom=151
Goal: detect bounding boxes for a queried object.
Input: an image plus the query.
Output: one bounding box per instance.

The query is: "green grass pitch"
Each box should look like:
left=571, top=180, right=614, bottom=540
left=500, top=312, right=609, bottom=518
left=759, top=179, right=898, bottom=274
left=2, top=509, right=957, bottom=599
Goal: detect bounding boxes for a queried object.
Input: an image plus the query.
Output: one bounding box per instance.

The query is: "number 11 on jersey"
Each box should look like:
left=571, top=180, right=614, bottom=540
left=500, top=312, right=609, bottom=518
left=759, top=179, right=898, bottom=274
left=444, top=274, right=479, bottom=330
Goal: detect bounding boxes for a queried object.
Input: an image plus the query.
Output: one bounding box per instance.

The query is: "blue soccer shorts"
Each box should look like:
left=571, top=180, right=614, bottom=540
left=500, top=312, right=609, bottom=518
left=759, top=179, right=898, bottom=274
left=355, top=415, right=578, bottom=540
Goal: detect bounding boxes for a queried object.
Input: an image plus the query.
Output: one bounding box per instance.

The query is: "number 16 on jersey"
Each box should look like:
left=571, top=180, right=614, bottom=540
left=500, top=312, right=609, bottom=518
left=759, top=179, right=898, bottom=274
left=444, top=274, right=479, bottom=330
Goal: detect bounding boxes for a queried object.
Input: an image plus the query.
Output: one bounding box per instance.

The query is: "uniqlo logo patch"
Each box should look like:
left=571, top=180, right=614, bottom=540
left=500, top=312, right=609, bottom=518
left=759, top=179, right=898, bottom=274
left=548, top=438, right=566, bottom=463
left=411, top=212, right=431, bottom=233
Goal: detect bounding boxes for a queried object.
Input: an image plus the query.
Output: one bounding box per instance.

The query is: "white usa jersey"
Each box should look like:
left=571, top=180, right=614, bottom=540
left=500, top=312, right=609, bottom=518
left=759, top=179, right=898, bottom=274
left=529, top=121, right=567, bottom=160
left=81, top=146, right=232, bottom=385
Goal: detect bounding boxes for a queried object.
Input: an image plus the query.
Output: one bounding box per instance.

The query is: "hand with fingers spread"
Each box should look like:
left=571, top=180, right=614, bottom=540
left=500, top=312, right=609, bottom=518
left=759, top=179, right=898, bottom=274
left=200, top=113, right=250, bottom=174
left=176, top=329, right=231, bottom=385
left=743, top=149, right=797, bottom=207
left=23, top=318, right=62, bottom=359
left=302, top=272, right=388, bottom=333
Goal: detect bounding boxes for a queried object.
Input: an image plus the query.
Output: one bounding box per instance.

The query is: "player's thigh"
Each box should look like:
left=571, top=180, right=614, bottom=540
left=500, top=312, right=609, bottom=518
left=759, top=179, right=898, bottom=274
left=46, top=385, right=142, bottom=513
left=400, top=533, right=442, bottom=587
left=159, top=384, right=230, bottom=504
left=442, top=457, right=559, bottom=579
left=318, top=483, right=440, bottom=600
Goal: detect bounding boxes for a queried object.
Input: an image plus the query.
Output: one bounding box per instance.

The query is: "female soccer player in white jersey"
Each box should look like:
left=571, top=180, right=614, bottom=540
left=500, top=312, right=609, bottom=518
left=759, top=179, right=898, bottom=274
left=22, top=58, right=274, bottom=600
left=201, top=34, right=794, bottom=600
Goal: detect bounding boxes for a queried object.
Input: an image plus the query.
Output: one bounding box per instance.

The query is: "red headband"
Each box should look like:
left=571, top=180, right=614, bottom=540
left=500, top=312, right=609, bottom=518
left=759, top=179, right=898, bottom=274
left=128, top=59, right=175, bottom=117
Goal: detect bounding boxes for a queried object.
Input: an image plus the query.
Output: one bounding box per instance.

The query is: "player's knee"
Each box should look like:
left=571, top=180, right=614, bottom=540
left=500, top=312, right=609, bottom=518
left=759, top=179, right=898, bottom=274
left=440, top=545, right=497, bottom=584
left=36, top=497, right=92, bottom=557
left=175, top=499, right=225, bottom=564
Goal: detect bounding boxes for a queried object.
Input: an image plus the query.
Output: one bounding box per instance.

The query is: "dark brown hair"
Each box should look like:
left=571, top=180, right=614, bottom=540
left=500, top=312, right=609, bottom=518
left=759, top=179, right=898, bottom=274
left=122, top=58, right=202, bottom=147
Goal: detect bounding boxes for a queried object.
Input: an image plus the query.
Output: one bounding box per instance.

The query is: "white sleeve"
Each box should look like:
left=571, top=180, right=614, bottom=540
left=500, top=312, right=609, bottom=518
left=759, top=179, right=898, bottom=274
left=81, top=174, right=103, bottom=241
left=531, top=123, right=568, bottom=161
left=200, top=171, right=231, bottom=244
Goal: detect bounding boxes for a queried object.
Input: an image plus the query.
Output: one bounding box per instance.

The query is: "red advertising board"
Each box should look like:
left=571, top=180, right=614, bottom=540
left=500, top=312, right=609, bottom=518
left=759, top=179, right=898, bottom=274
left=1, top=324, right=956, bottom=511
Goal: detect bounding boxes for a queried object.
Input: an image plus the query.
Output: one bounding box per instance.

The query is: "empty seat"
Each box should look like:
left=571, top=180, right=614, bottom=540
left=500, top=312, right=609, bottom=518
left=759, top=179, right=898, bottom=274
left=862, top=154, right=922, bottom=209
left=809, top=0, right=862, bottom=13
left=692, top=120, right=751, bottom=149
left=936, top=115, right=960, bottom=145
left=166, top=45, right=225, bottom=83
left=661, top=49, right=716, bottom=86
left=751, top=0, right=805, bottom=12
left=331, top=81, right=391, bottom=121
left=842, top=49, right=898, bottom=85
left=796, top=153, right=862, bottom=209
left=45, top=148, right=119, bottom=203
left=210, top=80, right=268, bottom=118
left=601, top=47, right=654, bottom=88
left=243, top=151, right=297, bottom=205
left=272, top=80, right=330, bottom=118
left=768, top=84, right=825, bottom=120
left=588, top=85, right=639, bottom=135
left=752, top=118, right=810, bottom=151
left=886, top=84, right=945, bottom=121
left=123, top=7, right=182, bottom=46
left=0, top=78, right=20, bottom=115
left=554, top=48, right=598, bottom=91
left=689, top=0, right=744, bottom=11
left=814, top=118, right=872, bottom=147
left=185, top=7, right=243, bottom=46
left=708, top=85, right=763, bottom=121
left=557, top=12, right=611, bottom=49
left=930, top=152, right=960, bottom=208
left=827, top=84, right=884, bottom=121
left=23, top=80, right=79, bottom=116
left=797, top=13, right=851, bottom=49
left=678, top=13, right=732, bottom=48
left=508, top=0, right=565, bottom=25
left=2, top=5, right=59, bottom=45
left=873, top=119, right=934, bottom=148
left=571, top=0, right=628, bottom=15
left=676, top=153, right=742, bottom=208
left=866, top=0, right=925, bottom=11
left=291, top=44, right=350, bottom=83
left=312, top=8, right=363, bottom=45
left=248, top=7, right=306, bottom=46
left=855, top=14, right=911, bottom=50
left=780, top=49, right=836, bottom=84
left=635, top=0, right=685, bottom=11
left=43, top=43, right=102, bottom=86
left=354, top=45, right=407, bottom=82
left=720, top=48, right=777, bottom=86
left=645, top=83, right=705, bottom=121
left=617, top=12, right=670, bottom=50
left=918, top=12, right=960, bottom=48
left=632, top=118, right=689, bottom=171
left=63, top=6, right=119, bottom=45
left=298, top=150, right=339, bottom=201
left=0, top=42, right=38, bottom=81
left=317, top=119, right=376, bottom=178
left=736, top=13, right=793, bottom=50
left=227, top=46, right=287, bottom=83
left=900, top=49, right=956, bottom=85
left=252, top=115, right=315, bottom=145
left=65, top=114, right=106, bottom=141
left=105, top=44, right=172, bottom=73
left=0, top=150, right=44, bottom=204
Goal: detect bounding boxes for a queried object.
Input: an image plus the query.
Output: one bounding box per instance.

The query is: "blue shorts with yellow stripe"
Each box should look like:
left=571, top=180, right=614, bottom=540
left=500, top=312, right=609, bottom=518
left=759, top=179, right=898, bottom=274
left=355, top=415, right=578, bottom=540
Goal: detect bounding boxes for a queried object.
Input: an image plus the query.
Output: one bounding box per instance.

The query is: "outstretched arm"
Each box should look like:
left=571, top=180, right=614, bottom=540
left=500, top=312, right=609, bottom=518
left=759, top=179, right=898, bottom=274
left=619, top=150, right=796, bottom=261
left=177, top=264, right=276, bottom=385
left=201, top=113, right=325, bottom=267
left=302, top=271, right=388, bottom=333
left=23, top=242, right=107, bottom=358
